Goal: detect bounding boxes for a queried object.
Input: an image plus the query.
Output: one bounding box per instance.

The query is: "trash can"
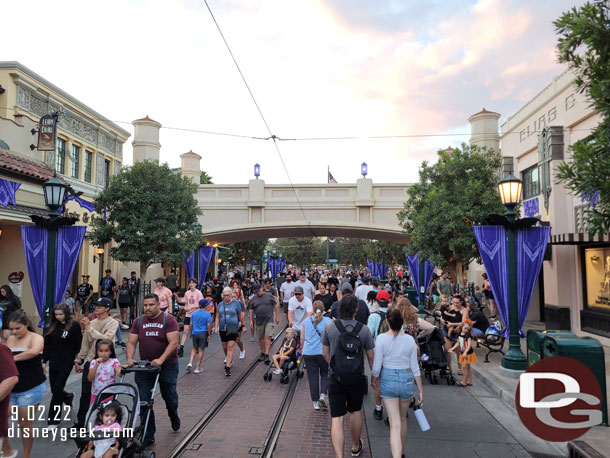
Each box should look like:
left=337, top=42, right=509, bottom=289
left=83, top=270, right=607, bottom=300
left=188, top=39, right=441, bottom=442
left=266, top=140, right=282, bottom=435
left=542, top=335, right=608, bottom=426
left=526, top=330, right=576, bottom=367
left=405, top=288, right=418, bottom=307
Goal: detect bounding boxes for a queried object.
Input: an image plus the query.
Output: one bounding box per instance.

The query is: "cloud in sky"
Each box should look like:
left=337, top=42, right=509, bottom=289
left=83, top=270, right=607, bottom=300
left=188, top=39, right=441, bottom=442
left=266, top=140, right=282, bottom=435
left=0, top=0, right=585, bottom=184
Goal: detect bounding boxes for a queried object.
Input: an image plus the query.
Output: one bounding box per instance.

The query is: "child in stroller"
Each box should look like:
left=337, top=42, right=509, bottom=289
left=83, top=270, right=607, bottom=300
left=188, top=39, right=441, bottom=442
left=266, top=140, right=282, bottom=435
left=80, top=401, right=123, bottom=458
left=263, top=328, right=302, bottom=384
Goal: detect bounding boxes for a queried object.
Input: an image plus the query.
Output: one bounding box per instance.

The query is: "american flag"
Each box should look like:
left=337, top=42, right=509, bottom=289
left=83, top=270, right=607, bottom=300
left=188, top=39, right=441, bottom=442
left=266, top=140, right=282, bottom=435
left=328, top=170, right=337, bottom=184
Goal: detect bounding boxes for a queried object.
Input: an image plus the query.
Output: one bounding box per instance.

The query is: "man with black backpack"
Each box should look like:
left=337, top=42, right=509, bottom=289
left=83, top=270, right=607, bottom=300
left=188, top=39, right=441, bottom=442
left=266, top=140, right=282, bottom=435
left=322, top=295, right=374, bottom=458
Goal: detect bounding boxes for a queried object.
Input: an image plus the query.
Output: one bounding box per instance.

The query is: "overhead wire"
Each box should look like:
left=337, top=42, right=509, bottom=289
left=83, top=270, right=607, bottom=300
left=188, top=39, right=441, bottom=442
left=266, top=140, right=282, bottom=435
left=201, top=0, right=318, bottom=237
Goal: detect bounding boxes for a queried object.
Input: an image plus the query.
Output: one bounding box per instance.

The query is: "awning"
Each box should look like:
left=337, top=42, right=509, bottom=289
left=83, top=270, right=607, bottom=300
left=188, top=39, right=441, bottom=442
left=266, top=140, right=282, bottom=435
left=550, top=232, right=610, bottom=245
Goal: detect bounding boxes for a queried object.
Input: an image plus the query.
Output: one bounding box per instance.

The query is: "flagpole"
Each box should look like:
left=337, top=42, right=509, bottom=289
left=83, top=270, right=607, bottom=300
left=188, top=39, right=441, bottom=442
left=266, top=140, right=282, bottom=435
left=327, top=165, right=329, bottom=183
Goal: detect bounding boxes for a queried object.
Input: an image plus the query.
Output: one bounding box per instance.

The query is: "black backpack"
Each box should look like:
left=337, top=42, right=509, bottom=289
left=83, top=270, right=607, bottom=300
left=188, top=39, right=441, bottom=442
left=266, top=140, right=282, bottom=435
left=331, top=320, right=364, bottom=386
left=374, top=310, right=386, bottom=336
left=135, top=312, right=168, bottom=331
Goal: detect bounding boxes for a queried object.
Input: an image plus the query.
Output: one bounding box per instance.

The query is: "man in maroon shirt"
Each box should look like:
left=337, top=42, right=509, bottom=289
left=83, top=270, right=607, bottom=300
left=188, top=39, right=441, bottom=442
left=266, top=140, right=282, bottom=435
left=0, top=342, right=19, bottom=458
left=126, top=293, right=180, bottom=447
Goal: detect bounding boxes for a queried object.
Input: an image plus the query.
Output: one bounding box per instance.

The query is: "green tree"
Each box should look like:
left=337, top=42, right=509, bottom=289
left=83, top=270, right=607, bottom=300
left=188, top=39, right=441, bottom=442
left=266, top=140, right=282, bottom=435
left=364, top=240, right=406, bottom=265
left=397, top=143, right=504, bottom=267
left=335, top=238, right=365, bottom=266
left=90, top=160, right=203, bottom=300
left=200, top=170, right=213, bottom=184
left=226, top=240, right=268, bottom=271
left=272, top=237, right=326, bottom=268
left=555, top=2, right=610, bottom=232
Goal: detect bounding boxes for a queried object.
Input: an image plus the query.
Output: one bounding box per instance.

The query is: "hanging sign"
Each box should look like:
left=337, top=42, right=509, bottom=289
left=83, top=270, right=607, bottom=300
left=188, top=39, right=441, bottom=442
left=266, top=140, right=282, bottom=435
left=8, top=271, right=24, bottom=283
left=37, top=114, right=58, bottom=151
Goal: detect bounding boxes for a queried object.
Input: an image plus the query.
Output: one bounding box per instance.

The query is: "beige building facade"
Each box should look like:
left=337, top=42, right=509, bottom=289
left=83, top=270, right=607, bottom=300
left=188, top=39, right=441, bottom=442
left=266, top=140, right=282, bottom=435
left=0, top=62, right=130, bottom=323
left=474, top=69, right=608, bottom=344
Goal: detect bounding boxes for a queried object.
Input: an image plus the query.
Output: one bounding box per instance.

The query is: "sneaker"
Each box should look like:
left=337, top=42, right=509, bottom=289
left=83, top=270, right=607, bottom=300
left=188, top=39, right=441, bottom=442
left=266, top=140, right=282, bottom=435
left=46, top=424, right=58, bottom=431
left=116, top=341, right=126, bottom=348
left=186, top=364, right=192, bottom=372
left=225, top=367, right=231, bottom=377
left=3, top=449, right=18, bottom=458
left=177, top=345, right=184, bottom=358
left=64, top=392, right=74, bottom=407
left=259, top=353, right=265, bottom=362
left=374, top=406, right=383, bottom=420
left=273, top=369, right=283, bottom=375
left=239, top=350, right=245, bottom=359
left=313, top=401, right=320, bottom=410
left=264, top=354, right=271, bottom=365
left=194, top=368, right=203, bottom=374
left=319, top=394, right=327, bottom=408
left=250, top=336, right=255, bottom=342
left=120, top=323, right=129, bottom=330
left=351, top=439, right=363, bottom=457
left=170, top=414, right=181, bottom=431
left=224, top=358, right=227, bottom=364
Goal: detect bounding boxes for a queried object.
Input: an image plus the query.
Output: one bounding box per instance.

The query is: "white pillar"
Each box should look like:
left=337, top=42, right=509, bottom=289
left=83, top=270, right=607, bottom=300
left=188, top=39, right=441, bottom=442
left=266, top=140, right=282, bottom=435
left=132, top=116, right=161, bottom=163
left=180, top=150, right=202, bottom=184
left=468, top=108, right=500, bottom=152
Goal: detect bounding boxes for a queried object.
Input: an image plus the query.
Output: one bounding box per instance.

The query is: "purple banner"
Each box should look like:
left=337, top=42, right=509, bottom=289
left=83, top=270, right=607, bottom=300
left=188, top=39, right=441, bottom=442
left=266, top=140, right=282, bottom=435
left=198, top=246, right=214, bottom=287
left=0, top=178, right=20, bottom=207
left=523, top=198, right=539, bottom=218
left=473, top=226, right=510, bottom=336
left=516, top=226, right=550, bottom=334
left=406, top=254, right=435, bottom=296
left=66, top=194, right=96, bottom=212
left=182, top=251, right=195, bottom=280
left=55, top=226, right=86, bottom=304
left=21, top=226, right=48, bottom=327
left=274, top=258, right=282, bottom=278
left=376, top=262, right=384, bottom=280
left=422, top=259, right=435, bottom=296
left=367, top=260, right=375, bottom=277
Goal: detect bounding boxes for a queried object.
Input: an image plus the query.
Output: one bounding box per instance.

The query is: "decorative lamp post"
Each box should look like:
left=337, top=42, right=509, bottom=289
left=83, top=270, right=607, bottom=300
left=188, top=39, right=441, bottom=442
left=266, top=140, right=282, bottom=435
left=497, top=173, right=527, bottom=371
left=361, top=162, right=368, bottom=178
left=418, top=261, right=425, bottom=315
left=254, top=163, right=261, bottom=179
left=41, top=173, right=68, bottom=334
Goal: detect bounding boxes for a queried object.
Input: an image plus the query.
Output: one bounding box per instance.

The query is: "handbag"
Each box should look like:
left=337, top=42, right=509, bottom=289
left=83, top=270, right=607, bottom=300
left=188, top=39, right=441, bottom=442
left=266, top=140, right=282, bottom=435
left=224, top=303, right=239, bottom=334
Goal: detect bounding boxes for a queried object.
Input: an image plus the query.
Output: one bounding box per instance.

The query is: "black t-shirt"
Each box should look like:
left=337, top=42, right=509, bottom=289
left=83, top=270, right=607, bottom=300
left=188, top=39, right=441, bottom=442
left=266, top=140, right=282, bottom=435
left=118, top=285, right=131, bottom=303
left=100, top=277, right=116, bottom=297
left=313, top=293, right=334, bottom=312
left=77, top=283, right=93, bottom=299
left=329, top=298, right=370, bottom=325
left=128, top=277, right=140, bottom=296
left=249, top=292, right=277, bottom=326
left=470, top=309, right=490, bottom=333
left=441, top=306, right=462, bottom=330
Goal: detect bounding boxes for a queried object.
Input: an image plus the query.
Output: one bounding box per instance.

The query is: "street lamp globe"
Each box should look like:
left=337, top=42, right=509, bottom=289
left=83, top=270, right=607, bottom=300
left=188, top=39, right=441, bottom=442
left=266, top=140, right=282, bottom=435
left=361, top=162, right=368, bottom=178
left=42, top=173, right=67, bottom=217
left=498, top=173, right=522, bottom=209
left=254, top=163, right=261, bottom=179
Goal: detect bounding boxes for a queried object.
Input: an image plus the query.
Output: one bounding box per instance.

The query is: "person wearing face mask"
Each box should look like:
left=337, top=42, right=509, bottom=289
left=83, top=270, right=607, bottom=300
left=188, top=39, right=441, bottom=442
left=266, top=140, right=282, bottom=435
left=279, top=272, right=295, bottom=314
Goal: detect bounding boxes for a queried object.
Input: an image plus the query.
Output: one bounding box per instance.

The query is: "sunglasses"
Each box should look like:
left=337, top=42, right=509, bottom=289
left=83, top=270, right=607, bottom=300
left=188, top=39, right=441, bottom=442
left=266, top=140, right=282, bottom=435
left=295, top=293, right=303, bottom=296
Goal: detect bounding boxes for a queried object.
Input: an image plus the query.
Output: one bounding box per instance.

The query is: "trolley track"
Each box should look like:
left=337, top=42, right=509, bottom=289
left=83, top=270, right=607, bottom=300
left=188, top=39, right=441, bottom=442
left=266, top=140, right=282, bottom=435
left=167, top=325, right=301, bottom=458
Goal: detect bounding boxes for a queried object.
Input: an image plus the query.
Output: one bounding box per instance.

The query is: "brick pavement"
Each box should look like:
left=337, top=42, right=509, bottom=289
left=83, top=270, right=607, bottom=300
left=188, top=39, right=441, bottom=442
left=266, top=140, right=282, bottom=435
left=151, top=317, right=288, bottom=457
left=274, top=371, right=372, bottom=458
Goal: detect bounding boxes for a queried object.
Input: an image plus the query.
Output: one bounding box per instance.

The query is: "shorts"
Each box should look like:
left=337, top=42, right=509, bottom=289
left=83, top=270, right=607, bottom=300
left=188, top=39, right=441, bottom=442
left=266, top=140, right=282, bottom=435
left=193, top=332, right=208, bottom=349
left=328, top=376, right=366, bottom=418
left=219, top=330, right=238, bottom=342
left=256, top=322, right=275, bottom=339
left=10, top=381, right=47, bottom=407
left=184, top=316, right=191, bottom=326
left=380, top=368, right=415, bottom=400
left=119, top=301, right=131, bottom=309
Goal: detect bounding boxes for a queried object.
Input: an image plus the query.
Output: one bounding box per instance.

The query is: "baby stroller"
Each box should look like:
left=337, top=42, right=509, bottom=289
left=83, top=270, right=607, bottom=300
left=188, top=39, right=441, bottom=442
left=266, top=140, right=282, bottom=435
left=75, top=361, right=161, bottom=458
left=418, top=328, right=455, bottom=385
left=262, top=343, right=304, bottom=384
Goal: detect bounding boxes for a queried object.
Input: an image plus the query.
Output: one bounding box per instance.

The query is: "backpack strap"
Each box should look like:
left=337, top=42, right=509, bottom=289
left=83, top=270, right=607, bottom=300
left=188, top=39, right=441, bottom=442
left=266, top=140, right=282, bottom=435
left=163, top=312, right=167, bottom=327
left=335, top=320, right=347, bottom=334
left=353, top=322, right=363, bottom=335
left=135, top=315, right=144, bottom=332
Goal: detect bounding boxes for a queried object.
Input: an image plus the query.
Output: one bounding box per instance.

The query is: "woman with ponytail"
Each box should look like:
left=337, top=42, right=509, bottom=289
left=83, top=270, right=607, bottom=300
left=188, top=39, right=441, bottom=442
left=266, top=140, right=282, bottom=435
left=301, top=300, right=332, bottom=410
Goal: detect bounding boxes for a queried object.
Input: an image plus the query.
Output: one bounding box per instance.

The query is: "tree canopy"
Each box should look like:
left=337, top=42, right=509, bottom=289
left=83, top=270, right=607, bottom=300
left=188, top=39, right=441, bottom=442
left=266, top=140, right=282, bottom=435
left=271, top=237, right=326, bottom=268
left=336, top=238, right=405, bottom=266
left=200, top=170, right=213, bottom=184
left=397, top=143, right=504, bottom=267
left=554, top=2, right=610, bottom=232
left=225, top=240, right=268, bottom=267
left=90, top=160, right=203, bottom=280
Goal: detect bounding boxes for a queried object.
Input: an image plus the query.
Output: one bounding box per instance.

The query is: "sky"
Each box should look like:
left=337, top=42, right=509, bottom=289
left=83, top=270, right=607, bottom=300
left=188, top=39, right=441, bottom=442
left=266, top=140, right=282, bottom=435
left=1, top=0, right=586, bottom=185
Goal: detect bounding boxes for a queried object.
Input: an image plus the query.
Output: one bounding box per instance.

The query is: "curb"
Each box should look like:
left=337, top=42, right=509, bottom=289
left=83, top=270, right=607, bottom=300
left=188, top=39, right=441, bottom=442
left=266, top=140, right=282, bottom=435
left=471, top=363, right=516, bottom=407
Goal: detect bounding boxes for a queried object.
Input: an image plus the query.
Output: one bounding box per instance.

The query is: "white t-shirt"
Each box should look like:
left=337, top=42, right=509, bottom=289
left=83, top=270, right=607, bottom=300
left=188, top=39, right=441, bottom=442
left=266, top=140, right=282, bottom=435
left=280, top=281, right=296, bottom=303
left=296, top=279, right=316, bottom=299
left=355, top=284, right=373, bottom=302
left=288, top=296, right=313, bottom=330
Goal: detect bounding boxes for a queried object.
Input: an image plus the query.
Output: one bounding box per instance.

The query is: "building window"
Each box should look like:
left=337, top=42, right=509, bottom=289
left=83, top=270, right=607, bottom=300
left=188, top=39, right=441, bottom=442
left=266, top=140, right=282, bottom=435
left=84, top=150, right=93, bottom=183
left=104, top=159, right=111, bottom=187
left=71, top=145, right=80, bottom=179
left=56, top=138, right=66, bottom=174
left=522, top=166, right=540, bottom=200
left=584, top=247, right=610, bottom=311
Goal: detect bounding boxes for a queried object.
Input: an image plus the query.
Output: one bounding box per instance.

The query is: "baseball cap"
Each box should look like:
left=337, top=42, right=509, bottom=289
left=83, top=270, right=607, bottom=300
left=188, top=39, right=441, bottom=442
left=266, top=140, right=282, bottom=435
left=199, top=299, right=210, bottom=307
left=154, top=277, right=165, bottom=283
left=96, top=297, right=113, bottom=308
left=294, top=286, right=304, bottom=294
left=341, top=283, right=353, bottom=293
left=376, top=290, right=391, bottom=302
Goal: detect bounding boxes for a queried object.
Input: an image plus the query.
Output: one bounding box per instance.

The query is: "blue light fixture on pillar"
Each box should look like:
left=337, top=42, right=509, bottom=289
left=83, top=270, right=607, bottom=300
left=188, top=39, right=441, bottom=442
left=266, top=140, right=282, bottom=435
left=254, top=163, right=261, bottom=179
left=361, top=162, right=368, bottom=178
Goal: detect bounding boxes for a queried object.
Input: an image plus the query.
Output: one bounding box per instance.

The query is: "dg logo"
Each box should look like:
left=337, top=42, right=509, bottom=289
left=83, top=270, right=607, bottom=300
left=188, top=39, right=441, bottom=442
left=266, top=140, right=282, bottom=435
left=516, top=356, right=603, bottom=441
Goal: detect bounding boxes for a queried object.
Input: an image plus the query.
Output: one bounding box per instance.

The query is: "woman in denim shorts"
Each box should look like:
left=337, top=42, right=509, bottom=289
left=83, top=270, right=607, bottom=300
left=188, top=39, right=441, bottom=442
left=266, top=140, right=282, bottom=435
left=370, top=308, right=423, bottom=458
left=5, top=311, right=47, bottom=458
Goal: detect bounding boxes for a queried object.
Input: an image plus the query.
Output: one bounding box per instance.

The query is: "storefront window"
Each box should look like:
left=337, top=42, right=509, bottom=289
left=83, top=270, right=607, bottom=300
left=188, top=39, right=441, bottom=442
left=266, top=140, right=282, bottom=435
left=584, top=247, right=610, bottom=311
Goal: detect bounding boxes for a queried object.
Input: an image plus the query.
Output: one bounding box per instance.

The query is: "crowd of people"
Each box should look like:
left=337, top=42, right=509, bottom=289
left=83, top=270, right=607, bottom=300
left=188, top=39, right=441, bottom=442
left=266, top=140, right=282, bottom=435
left=0, top=264, right=498, bottom=458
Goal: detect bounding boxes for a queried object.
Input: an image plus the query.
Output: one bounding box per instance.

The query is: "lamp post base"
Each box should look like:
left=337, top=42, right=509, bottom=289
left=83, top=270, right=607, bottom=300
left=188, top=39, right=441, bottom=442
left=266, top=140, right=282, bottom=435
left=501, top=347, right=528, bottom=372
left=499, top=365, right=526, bottom=379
